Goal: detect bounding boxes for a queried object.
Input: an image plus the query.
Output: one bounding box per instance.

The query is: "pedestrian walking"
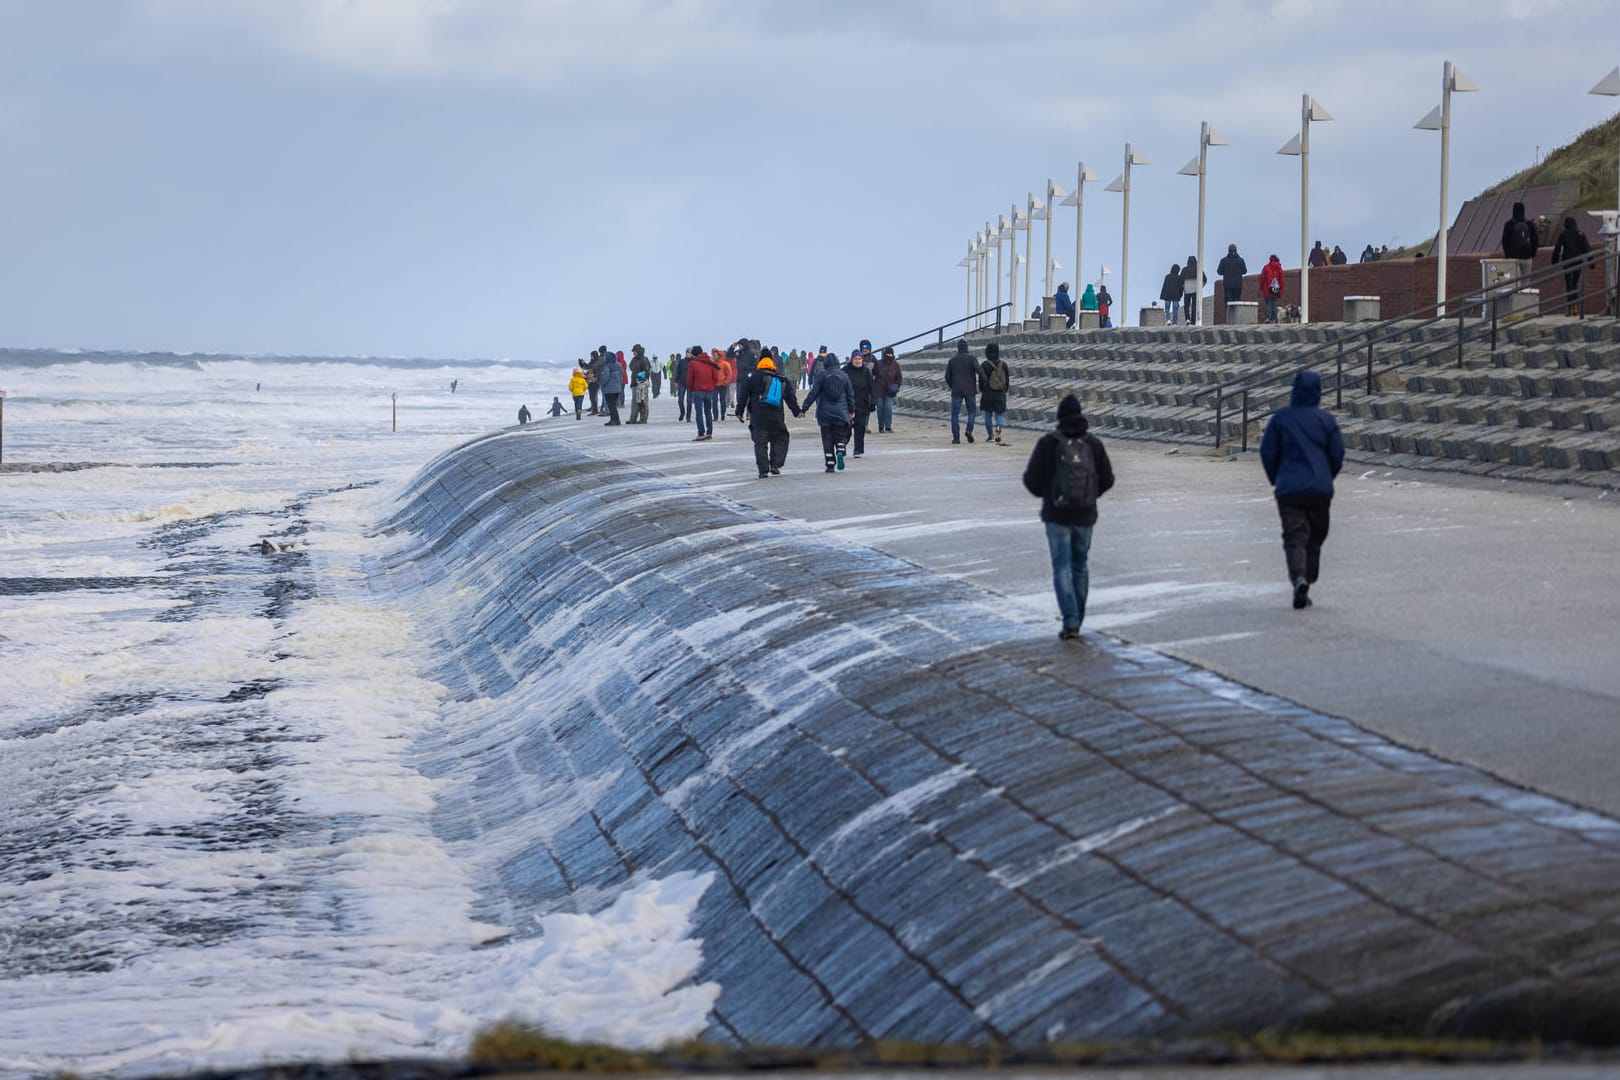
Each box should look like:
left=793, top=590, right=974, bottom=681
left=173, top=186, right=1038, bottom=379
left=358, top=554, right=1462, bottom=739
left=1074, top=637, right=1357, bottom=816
left=843, top=347, right=878, bottom=457
left=803, top=353, right=854, bottom=472
left=979, top=341, right=1010, bottom=444
left=1096, top=284, right=1113, bottom=328
left=873, top=345, right=902, bottom=433
left=945, top=338, right=979, bottom=443
left=1217, top=244, right=1247, bottom=309
left=651, top=362, right=663, bottom=399
left=1329, top=245, right=1348, bottom=265
left=569, top=366, right=587, bottom=419
left=1259, top=255, right=1285, bottom=324
left=715, top=348, right=735, bottom=418
left=1021, top=394, right=1115, bottom=640
left=1308, top=241, right=1327, bottom=269
left=1550, top=216, right=1591, bottom=316
left=1259, top=370, right=1344, bottom=610
left=1181, top=256, right=1203, bottom=325
left=685, top=345, right=721, bottom=440
left=735, top=350, right=802, bottom=477
left=1501, top=202, right=1541, bottom=283
left=1159, top=264, right=1183, bottom=324
left=674, top=350, right=691, bottom=421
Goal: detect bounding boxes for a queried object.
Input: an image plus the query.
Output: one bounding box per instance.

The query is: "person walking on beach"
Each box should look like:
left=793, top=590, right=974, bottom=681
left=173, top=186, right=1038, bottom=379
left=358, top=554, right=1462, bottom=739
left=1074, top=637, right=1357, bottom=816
left=843, top=347, right=878, bottom=458
left=568, top=366, right=587, bottom=419
left=1550, top=216, right=1591, bottom=316
left=735, top=349, right=803, bottom=478
left=945, top=338, right=979, bottom=443
left=1259, top=254, right=1285, bottom=324
left=1259, top=370, right=1344, bottom=610
left=1022, top=394, right=1115, bottom=640
left=803, top=352, right=854, bottom=472
left=651, top=359, right=663, bottom=399
left=715, top=348, right=735, bottom=419
left=599, top=346, right=625, bottom=425
left=684, top=345, right=720, bottom=440
left=873, top=345, right=902, bottom=433
left=979, top=341, right=1010, bottom=445
left=1217, top=244, right=1247, bottom=311
left=1159, top=263, right=1183, bottom=324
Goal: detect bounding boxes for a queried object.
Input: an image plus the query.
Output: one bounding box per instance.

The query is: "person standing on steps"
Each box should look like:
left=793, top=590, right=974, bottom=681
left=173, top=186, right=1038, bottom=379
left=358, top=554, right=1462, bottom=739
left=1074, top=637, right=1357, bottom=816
left=873, top=345, right=902, bottom=433
left=1159, top=263, right=1183, bottom=324
left=1259, top=255, right=1285, bottom=324
left=979, top=341, right=1010, bottom=445
left=568, top=366, right=587, bottom=419
left=803, top=352, right=854, bottom=472
left=1021, top=394, right=1115, bottom=641
left=1550, top=216, right=1591, bottom=316
left=945, top=338, right=979, bottom=443
left=843, top=347, right=878, bottom=458
left=1259, top=369, right=1344, bottom=611
left=1217, top=244, right=1248, bottom=313
left=735, top=350, right=803, bottom=478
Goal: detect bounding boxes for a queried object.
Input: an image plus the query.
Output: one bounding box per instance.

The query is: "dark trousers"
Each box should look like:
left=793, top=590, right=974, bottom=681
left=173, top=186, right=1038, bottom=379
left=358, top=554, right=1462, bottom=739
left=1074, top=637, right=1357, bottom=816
left=676, top=384, right=687, bottom=419
left=851, top=411, right=870, bottom=454
left=1564, top=270, right=1583, bottom=311
left=588, top=384, right=600, bottom=414
left=751, top=420, right=789, bottom=474
left=1277, top=494, right=1332, bottom=585
left=604, top=391, right=621, bottom=424
left=1225, top=284, right=1242, bottom=305
left=819, top=423, right=851, bottom=468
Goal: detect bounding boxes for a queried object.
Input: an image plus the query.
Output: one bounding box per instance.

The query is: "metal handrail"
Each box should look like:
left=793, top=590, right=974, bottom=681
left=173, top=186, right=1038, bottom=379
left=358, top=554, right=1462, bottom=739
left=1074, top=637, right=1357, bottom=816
left=1210, top=246, right=1613, bottom=449
left=880, top=303, right=1014, bottom=357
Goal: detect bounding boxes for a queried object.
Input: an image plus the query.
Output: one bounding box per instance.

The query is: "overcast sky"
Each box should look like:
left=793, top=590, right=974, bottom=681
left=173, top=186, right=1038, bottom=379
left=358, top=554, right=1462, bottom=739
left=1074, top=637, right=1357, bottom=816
left=0, top=0, right=1615, bottom=361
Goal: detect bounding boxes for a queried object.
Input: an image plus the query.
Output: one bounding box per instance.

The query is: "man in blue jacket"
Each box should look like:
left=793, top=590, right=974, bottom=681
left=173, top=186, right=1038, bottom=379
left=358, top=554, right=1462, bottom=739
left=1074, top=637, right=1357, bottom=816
left=1259, top=370, right=1345, bottom=609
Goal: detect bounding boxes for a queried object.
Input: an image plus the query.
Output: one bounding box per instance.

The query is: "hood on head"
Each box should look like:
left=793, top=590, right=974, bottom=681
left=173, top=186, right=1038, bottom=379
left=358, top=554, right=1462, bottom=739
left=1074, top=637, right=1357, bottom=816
left=1056, top=393, right=1088, bottom=435
left=1291, top=369, right=1323, bottom=408
left=1512, top=202, right=1527, bottom=221
left=860, top=339, right=872, bottom=351
left=1269, top=254, right=1281, bottom=264
left=1057, top=282, right=1070, bottom=294
left=1565, top=216, right=1579, bottom=231
left=821, top=354, right=839, bottom=371
left=1081, top=284, right=1097, bottom=302
left=883, top=346, right=895, bottom=357
left=985, top=342, right=1000, bottom=360
left=956, top=339, right=969, bottom=353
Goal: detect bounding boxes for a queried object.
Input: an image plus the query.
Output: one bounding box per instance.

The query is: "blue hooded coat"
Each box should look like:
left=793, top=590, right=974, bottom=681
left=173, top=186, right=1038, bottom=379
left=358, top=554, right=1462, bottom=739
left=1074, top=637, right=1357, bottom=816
left=1260, top=371, right=1344, bottom=498
left=1054, top=284, right=1075, bottom=317
left=803, top=354, right=853, bottom=427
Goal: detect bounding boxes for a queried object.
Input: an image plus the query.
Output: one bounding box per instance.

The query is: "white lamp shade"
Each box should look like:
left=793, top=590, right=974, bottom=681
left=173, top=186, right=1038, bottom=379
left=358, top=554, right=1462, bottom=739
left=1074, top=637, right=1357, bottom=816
left=1205, top=124, right=1229, bottom=147
left=1104, top=174, right=1125, bottom=192
left=1591, top=66, right=1620, bottom=96
left=1058, top=193, right=1079, bottom=206
left=1449, top=65, right=1478, bottom=92
left=1177, top=156, right=1202, bottom=176
left=1414, top=104, right=1443, bottom=131
left=1277, top=133, right=1303, bottom=156
left=1127, top=148, right=1149, bottom=165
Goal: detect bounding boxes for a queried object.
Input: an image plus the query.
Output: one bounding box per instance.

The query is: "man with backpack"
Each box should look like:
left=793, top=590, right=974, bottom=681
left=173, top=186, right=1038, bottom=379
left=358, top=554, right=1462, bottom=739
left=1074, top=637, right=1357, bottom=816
left=735, top=349, right=803, bottom=478
left=1501, top=201, right=1540, bottom=282
left=803, top=352, right=855, bottom=472
left=979, top=342, right=1010, bottom=444
left=1550, top=216, right=1592, bottom=316
left=1022, top=394, right=1115, bottom=640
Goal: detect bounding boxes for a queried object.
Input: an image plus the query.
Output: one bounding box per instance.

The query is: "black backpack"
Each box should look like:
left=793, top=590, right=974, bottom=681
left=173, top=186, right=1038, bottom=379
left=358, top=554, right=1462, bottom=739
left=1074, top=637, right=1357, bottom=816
left=1050, top=435, right=1098, bottom=512
left=1505, top=218, right=1535, bottom=258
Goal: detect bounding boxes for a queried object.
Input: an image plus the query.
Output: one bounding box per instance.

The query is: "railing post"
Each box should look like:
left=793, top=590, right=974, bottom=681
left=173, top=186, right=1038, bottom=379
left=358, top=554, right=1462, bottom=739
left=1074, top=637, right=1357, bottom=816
left=1458, top=310, right=1466, bottom=365
left=1335, top=341, right=1344, bottom=410
left=1366, top=339, right=1374, bottom=396
left=1241, top=390, right=1250, bottom=452
left=1214, top=387, right=1223, bottom=448
left=1490, top=297, right=1498, bottom=352
left=938, top=326, right=944, bottom=346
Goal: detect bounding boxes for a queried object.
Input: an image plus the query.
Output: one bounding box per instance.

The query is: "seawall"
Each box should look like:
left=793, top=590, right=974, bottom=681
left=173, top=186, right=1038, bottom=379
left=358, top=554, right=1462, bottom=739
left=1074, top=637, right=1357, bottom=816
left=368, top=428, right=1620, bottom=1047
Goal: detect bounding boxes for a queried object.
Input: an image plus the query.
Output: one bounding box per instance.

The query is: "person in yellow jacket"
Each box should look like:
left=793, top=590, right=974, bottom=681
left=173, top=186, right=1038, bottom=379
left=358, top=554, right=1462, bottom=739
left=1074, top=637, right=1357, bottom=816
left=568, top=368, right=588, bottom=420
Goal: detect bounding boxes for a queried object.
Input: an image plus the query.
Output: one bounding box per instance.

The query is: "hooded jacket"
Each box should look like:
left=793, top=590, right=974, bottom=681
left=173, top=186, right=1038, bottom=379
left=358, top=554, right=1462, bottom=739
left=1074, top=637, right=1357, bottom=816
left=1054, top=283, right=1076, bottom=316
left=945, top=340, right=979, bottom=397
left=1259, top=257, right=1285, bottom=299
left=599, top=350, right=625, bottom=393
left=1550, top=217, right=1591, bottom=265
left=843, top=357, right=879, bottom=414
left=1260, top=370, right=1345, bottom=498
left=1217, top=249, right=1247, bottom=289
left=803, top=354, right=853, bottom=426
left=1022, top=396, right=1115, bottom=527
left=1182, top=258, right=1202, bottom=294
left=1080, top=284, right=1098, bottom=311
left=979, top=342, right=1009, bottom=412
left=1159, top=266, right=1183, bottom=303
left=736, top=363, right=801, bottom=425
left=568, top=369, right=588, bottom=397
left=629, top=347, right=651, bottom=379
left=873, top=351, right=902, bottom=396
left=685, top=350, right=720, bottom=393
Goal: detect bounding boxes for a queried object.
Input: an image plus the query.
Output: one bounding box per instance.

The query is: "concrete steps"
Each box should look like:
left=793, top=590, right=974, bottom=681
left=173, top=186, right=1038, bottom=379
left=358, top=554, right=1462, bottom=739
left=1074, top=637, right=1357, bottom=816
left=896, top=318, right=1620, bottom=483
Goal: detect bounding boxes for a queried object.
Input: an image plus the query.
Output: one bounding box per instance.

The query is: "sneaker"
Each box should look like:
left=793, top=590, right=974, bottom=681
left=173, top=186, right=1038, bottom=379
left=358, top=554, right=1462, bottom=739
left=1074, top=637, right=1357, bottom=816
left=966, top=430, right=975, bottom=443
left=1292, top=579, right=1312, bottom=610
left=825, top=465, right=836, bottom=473
left=951, top=437, right=960, bottom=444
left=758, top=472, right=770, bottom=479
left=852, top=452, right=863, bottom=458
left=995, top=428, right=1003, bottom=444
left=769, top=467, right=780, bottom=475
left=701, top=434, right=712, bottom=441
left=1059, top=626, right=1081, bottom=640
left=836, top=449, right=846, bottom=470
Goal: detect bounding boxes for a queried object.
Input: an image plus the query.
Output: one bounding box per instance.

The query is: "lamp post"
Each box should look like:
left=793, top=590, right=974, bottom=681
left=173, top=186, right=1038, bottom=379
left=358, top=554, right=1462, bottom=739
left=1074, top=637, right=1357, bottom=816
left=1044, top=178, right=1064, bottom=302
left=994, top=214, right=1007, bottom=325
left=981, top=223, right=993, bottom=327
left=960, top=242, right=975, bottom=324
left=1008, top=204, right=1024, bottom=328
left=1591, top=66, right=1620, bottom=316
left=1178, top=121, right=1228, bottom=323
left=1277, top=94, right=1333, bottom=323
left=1025, top=192, right=1042, bottom=322
left=1058, top=163, right=1100, bottom=313
left=1104, top=143, right=1149, bottom=326
left=1414, top=62, right=1477, bottom=315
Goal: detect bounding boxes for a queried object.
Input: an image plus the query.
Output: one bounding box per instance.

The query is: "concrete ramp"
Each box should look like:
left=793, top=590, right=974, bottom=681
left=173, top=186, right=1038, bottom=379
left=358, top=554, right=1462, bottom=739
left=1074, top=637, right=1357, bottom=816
left=371, top=430, right=1620, bottom=1047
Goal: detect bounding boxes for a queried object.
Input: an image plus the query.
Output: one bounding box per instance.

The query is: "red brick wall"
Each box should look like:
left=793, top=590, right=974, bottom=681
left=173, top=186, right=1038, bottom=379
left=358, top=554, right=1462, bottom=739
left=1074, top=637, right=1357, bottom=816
left=1213, top=253, right=1609, bottom=322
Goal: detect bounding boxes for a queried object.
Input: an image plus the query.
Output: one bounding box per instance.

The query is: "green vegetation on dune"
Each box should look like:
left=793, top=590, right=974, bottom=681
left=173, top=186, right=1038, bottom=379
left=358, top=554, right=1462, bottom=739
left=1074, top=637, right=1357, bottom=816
left=1485, top=111, right=1620, bottom=211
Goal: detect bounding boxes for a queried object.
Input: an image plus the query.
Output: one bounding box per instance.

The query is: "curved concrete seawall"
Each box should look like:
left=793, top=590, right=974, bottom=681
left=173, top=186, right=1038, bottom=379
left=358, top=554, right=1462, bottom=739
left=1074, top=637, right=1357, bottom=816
left=370, top=429, right=1620, bottom=1047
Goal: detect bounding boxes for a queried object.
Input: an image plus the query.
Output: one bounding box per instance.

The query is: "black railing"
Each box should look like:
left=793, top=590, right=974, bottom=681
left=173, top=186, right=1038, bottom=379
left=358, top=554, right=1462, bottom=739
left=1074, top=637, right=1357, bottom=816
left=881, top=303, right=1014, bottom=357
left=1200, top=246, right=1613, bottom=449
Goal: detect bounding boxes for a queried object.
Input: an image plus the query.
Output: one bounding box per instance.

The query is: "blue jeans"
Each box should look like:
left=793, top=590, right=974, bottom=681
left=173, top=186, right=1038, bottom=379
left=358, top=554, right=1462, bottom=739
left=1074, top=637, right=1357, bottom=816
left=690, top=390, right=714, bottom=436
left=983, top=410, right=1005, bottom=440
left=1044, top=521, right=1094, bottom=630
left=876, top=395, right=894, bottom=431
left=1165, top=298, right=1179, bottom=323
left=1264, top=297, right=1279, bottom=322
left=950, top=393, right=976, bottom=439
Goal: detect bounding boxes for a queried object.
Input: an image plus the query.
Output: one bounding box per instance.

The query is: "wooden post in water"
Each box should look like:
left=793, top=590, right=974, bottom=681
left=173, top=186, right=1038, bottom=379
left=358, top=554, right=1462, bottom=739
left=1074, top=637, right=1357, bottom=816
left=391, top=392, right=397, bottom=433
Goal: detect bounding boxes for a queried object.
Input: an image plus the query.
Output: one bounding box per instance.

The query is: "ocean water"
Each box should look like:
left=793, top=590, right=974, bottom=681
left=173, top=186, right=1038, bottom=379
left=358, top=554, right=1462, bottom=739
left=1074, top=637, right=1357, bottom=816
left=0, top=350, right=717, bottom=1077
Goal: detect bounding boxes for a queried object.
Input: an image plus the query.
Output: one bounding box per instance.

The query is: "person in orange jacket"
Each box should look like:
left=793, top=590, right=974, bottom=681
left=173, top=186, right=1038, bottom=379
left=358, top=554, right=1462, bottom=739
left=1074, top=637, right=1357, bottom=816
left=715, top=348, right=735, bottom=418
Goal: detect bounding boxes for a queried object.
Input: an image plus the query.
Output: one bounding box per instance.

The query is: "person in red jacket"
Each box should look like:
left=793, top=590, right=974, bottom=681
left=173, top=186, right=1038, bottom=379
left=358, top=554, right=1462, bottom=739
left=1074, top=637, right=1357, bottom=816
left=684, top=345, right=721, bottom=440
left=1259, top=255, right=1285, bottom=324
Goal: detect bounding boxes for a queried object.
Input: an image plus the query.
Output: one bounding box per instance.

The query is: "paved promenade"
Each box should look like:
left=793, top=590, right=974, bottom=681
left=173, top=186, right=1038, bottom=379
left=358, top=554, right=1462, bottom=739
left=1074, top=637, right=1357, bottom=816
left=541, top=405, right=1620, bottom=819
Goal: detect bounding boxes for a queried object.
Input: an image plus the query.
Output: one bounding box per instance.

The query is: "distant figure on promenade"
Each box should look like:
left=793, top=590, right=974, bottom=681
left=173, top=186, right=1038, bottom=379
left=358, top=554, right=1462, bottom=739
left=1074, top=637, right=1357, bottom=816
left=945, top=338, right=979, bottom=444
left=979, top=341, right=1010, bottom=445
left=673, top=350, right=690, bottom=421
left=547, top=397, right=565, bottom=418
left=685, top=345, right=720, bottom=440
left=627, top=345, right=652, bottom=424
left=451, top=379, right=458, bottom=393
left=1021, top=394, right=1115, bottom=641
left=1080, top=283, right=1099, bottom=316
left=1260, top=254, right=1285, bottom=324
left=599, top=346, right=625, bottom=425
left=585, top=350, right=602, bottom=415
left=735, top=350, right=802, bottom=478
left=873, top=345, right=902, bottom=433
left=843, top=347, right=878, bottom=458
left=803, top=352, right=854, bottom=472
left=1329, top=245, right=1348, bottom=265
left=1359, top=243, right=1378, bottom=263
left=651, top=360, right=662, bottom=399
left=1550, top=216, right=1592, bottom=316
left=1501, top=201, right=1541, bottom=282
left=1217, top=244, right=1248, bottom=309
left=568, top=367, right=587, bottom=419
left=517, top=403, right=532, bottom=425
left=1096, top=284, right=1113, bottom=327
left=1159, top=264, right=1183, bottom=324
left=1055, top=281, right=1076, bottom=327
left=1181, top=256, right=1203, bottom=325
left=1308, top=241, right=1327, bottom=268
left=1260, top=370, right=1344, bottom=611
left=715, top=348, right=735, bottom=418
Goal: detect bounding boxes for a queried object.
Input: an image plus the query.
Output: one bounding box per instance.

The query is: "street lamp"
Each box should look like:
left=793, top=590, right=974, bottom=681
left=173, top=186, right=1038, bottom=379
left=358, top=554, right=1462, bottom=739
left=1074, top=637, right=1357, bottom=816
left=1277, top=94, right=1333, bottom=323
left=1104, top=143, right=1149, bottom=326
left=1058, top=163, right=1100, bottom=314
left=959, top=241, right=975, bottom=324
left=1025, top=192, right=1044, bottom=322
left=1178, top=121, right=1228, bottom=324
left=1008, top=204, right=1024, bottom=328
left=1414, top=61, right=1477, bottom=314
left=1592, top=66, right=1620, bottom=317
left=981, top=223, right=993, bottom=327
left=994, top=214, right=1008, bottom=325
